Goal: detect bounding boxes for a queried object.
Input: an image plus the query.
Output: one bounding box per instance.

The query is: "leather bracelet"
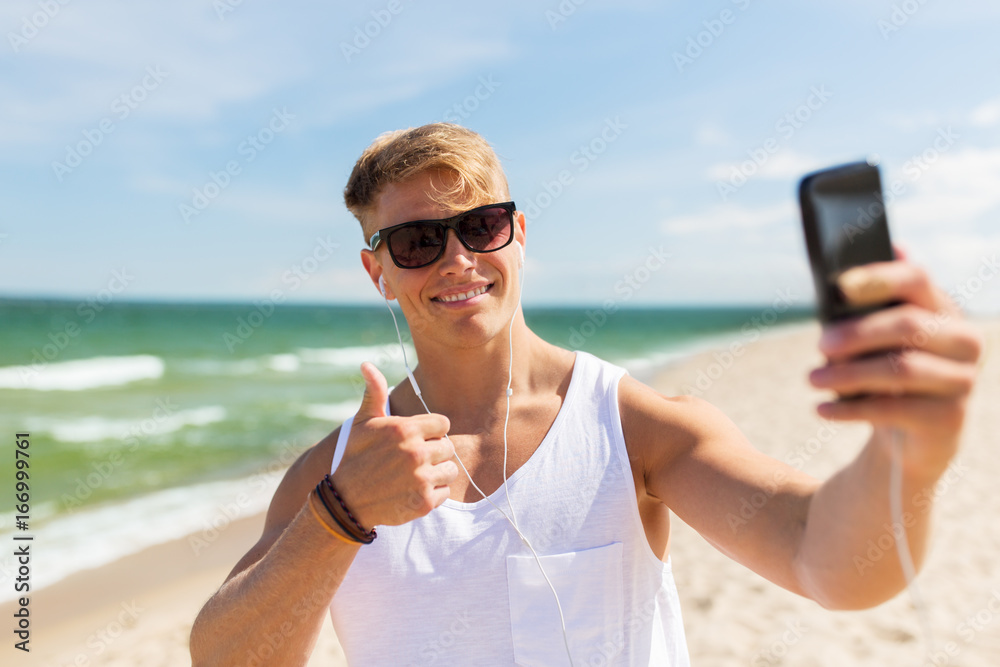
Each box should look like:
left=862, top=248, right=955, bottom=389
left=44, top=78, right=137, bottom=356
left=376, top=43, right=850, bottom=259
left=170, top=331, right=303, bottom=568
left=321, top=474, right=377, bottom=543
left=307, top=490, right=362, bottom=546
left=315, top=480, right=375, bottom=544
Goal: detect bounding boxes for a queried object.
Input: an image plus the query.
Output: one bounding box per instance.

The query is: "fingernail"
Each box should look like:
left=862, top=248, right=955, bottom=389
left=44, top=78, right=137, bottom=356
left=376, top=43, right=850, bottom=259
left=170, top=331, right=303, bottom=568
left=809, top=367, right=830, bottom=384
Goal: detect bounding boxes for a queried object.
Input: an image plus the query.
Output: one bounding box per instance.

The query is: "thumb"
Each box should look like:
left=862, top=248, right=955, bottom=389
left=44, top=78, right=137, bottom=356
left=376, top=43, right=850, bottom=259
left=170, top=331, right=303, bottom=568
left=356, top=362, right=389, bottom=421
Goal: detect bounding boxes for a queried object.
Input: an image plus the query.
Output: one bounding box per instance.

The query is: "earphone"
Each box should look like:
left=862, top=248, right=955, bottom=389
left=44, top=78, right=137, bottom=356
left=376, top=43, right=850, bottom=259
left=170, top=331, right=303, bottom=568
left=377, top=240, right=576, bottom=665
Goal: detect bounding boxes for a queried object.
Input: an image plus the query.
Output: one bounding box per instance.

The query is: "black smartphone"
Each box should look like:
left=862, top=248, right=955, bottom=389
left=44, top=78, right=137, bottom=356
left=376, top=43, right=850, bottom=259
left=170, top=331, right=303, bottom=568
left=798, top=161, right=897, bottom=323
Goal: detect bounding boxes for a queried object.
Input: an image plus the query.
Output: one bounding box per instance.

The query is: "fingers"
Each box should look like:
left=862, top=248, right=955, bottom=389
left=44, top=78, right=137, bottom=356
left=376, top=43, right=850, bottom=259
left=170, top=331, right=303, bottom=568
left=819, top=304, right=983, bottom=364
left=809, top=349, right=978, bottom=399
left=816, top=394, right=968, bottom=435
left=427, top=435, right=456, bottom=466
left=836, top=261, right=958, bottom=316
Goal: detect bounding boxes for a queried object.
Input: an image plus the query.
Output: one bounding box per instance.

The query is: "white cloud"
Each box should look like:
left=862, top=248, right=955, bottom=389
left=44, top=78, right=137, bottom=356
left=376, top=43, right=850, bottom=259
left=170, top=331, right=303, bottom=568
left=892, top=146, right=1000, bottom=228
left=707, top=149, right=821, bottom=182
left=694, top=123, right=730, bottom=147
left=661, top=201, right=796, bottom=234
left=970, top=98, right=1000, bottom=128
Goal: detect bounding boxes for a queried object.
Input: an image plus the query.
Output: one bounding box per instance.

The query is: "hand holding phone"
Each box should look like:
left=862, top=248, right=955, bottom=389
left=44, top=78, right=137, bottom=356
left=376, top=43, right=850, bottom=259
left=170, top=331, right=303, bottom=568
left=798, top=161, right=898, bottom=324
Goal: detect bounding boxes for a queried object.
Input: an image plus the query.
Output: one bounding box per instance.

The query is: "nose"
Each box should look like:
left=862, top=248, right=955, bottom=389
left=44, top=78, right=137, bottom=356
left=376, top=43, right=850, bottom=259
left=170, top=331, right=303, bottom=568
left=436, top=227, right=476, bottom=274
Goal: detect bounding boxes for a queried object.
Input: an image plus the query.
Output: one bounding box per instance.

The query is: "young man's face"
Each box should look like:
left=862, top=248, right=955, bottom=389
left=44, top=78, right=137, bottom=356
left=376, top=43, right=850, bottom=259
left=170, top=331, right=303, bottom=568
left=360, top=169, right=526, bottom=350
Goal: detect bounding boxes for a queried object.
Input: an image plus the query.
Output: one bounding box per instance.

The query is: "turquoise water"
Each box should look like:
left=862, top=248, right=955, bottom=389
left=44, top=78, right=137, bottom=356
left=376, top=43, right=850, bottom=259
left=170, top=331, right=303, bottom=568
left=0, top=298, right=811, bottom=595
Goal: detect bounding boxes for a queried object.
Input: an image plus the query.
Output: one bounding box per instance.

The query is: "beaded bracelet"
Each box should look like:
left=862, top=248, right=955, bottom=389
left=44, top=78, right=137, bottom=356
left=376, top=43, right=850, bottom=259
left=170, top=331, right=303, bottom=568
left=321, top=474, right=377, bottom=543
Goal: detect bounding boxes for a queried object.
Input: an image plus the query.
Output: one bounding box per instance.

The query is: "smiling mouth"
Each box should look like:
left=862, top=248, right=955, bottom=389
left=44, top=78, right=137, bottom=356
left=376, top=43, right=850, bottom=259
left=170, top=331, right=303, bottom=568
left=433, top=283, right=493, bottom=303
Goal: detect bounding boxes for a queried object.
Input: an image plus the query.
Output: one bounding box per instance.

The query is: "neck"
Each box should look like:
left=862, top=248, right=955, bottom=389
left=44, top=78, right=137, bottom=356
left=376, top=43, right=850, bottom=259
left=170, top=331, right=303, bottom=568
left=404, top=311, right=544, bottom=429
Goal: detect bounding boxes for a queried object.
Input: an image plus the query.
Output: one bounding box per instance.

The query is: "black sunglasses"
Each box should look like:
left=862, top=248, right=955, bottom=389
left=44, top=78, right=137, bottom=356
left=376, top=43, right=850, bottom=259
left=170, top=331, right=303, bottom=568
left=369, top=202, right=516, bottom=269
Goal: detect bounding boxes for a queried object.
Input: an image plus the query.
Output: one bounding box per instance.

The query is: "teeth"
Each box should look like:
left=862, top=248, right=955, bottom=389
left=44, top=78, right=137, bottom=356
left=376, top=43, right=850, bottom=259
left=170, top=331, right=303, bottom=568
left=439, top=285, right=488, bottom=303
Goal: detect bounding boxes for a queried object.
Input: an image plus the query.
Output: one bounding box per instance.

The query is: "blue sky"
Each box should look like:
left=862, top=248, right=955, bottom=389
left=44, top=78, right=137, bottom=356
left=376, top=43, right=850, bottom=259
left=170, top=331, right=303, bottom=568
left=2, top=0, right=998, bottom=312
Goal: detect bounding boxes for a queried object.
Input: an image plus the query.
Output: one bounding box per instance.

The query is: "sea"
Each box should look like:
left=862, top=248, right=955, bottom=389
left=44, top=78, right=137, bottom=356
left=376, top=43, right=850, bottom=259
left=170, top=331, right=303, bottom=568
left=0, top=298, right=812, bottom=600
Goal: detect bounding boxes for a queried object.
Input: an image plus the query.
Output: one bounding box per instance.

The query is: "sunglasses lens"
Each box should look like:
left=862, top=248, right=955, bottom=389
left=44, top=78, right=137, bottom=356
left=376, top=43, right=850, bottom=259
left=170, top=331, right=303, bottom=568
left=457, top=206, right=512, bottom=252
left=387, top=223, right=445, bottom=268
left=384, top=204, right=514, bottom=268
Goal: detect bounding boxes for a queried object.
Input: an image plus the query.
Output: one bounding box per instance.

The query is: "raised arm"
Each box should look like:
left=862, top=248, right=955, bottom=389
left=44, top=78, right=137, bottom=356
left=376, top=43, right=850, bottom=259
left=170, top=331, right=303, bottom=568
left=190, top=363, right=458, bottom=666
left=188, top=433, right=362, bottom=667
left=622, top=257, right=982, bottom=610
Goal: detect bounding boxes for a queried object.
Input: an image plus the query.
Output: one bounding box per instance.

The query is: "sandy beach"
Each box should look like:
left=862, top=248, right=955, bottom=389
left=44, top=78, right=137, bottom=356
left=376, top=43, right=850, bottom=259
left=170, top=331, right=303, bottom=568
left=6, top=319, right=998, bottom=666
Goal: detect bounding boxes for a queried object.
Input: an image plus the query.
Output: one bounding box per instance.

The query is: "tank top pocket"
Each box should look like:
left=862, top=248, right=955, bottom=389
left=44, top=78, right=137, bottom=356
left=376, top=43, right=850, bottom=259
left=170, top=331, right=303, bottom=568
left=507, top=541, right=624, bottom=667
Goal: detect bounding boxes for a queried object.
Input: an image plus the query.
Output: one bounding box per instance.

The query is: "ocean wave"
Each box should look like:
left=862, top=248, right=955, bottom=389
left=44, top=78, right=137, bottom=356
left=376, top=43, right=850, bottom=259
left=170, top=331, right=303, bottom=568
left=296, top=343, right=413, bottom=369
left=0, top=473, right=285, bottom=603
left=0, top=354, right=165, bottom=391
left=28, top=406, right=227, bottom=444
left=296, top=400, right=360, bottom=423
left=174, top=345, right=411, bottom=378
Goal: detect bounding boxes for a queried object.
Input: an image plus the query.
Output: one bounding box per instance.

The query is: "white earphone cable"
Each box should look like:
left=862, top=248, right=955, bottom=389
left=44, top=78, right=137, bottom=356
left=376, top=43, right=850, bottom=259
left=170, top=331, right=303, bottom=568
left=888, top=426, right=935, bottom=656
left=379, top=250, right=576, bottom=666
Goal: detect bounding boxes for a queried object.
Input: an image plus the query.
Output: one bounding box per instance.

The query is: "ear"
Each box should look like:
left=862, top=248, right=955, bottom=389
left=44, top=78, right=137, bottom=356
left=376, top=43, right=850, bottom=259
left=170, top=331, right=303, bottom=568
left=514, top=210, right=527, bottom=257
left=361, top=249, right=393, bottom=300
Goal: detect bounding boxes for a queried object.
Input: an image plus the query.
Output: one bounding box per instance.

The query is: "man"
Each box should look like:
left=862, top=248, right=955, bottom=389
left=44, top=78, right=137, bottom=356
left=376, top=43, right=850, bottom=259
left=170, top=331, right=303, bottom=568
left=190, top=123, right=983, bottom=666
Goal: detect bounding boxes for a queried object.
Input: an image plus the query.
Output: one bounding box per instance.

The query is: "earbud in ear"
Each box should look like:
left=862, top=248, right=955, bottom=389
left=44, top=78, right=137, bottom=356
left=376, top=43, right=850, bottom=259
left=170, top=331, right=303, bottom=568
left=378, top=276, right=386, bottom=297
left=516, top=241, right=524, bottom=268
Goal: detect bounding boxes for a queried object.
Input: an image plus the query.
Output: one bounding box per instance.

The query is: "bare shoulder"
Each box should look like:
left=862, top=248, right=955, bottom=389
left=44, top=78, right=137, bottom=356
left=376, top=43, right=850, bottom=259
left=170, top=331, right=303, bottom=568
left=617, top=376, right=749, bottom=489
left=618, top=375, right=743, bottom=450
left=223, top=426, right=343, bottom=583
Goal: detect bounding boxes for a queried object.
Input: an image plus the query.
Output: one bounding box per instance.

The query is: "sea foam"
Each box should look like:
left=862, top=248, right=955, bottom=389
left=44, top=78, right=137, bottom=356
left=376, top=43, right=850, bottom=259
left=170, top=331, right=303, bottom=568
left=0, top=354, right=165, bottom=391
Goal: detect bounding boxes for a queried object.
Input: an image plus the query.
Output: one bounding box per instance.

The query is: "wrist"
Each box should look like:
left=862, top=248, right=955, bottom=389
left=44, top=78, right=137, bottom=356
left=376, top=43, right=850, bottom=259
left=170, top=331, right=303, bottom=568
left=307, top=487, right=366, bottom=546
left=869, top=425, right=955, bottom=484
left=316, top=475, right=377, bottom=544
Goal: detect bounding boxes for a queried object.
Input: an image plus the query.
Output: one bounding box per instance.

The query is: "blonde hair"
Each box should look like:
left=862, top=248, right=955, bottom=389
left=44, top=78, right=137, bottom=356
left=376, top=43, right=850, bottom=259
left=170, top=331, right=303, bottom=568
left=344, top=123, right=510, bottom=235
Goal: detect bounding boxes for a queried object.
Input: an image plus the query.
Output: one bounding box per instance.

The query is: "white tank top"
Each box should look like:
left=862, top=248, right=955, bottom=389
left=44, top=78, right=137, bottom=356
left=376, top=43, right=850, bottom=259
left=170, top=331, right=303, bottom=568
left=328, top=351, right=690, bottom=666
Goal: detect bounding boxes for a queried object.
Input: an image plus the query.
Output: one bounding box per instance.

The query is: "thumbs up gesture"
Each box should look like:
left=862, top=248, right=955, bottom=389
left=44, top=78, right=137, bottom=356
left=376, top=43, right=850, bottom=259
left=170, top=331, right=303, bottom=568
left=329, top=363, right=458, bottom=528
